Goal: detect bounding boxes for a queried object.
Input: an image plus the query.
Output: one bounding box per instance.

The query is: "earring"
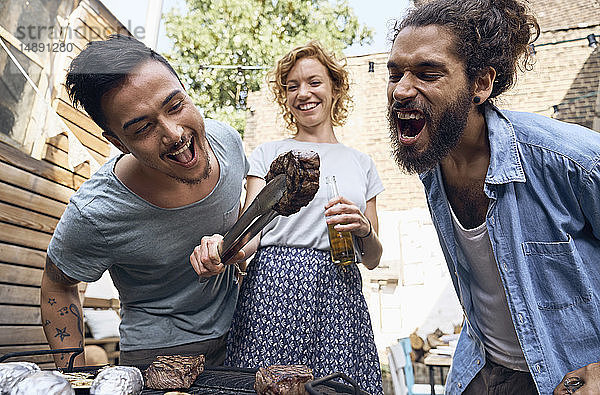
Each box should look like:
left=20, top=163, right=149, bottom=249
left=473, top=96, right=481, bottom=104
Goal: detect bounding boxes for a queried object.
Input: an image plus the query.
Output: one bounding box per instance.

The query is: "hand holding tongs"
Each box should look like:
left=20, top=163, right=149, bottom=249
left=219, top=174, right=287, bottom=263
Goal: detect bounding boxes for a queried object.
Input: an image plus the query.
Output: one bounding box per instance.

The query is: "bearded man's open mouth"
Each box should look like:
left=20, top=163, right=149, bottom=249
left=395, top=109, right=426, bottom=145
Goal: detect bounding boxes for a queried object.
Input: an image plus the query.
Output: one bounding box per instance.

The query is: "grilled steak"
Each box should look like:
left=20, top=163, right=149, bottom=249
left=265, top=150, right=320, bottom=216
left=254, top=365, right=313, bottom=395
left=144, top=355, right=204, bottom=390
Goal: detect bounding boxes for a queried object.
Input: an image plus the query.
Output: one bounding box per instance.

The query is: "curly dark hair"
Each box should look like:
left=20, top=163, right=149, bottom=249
left=392, top=0, right=540, bottom=99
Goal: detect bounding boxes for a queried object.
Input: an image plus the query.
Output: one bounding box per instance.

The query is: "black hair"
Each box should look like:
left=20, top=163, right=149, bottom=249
left=392, top=0, right=540, bottom=99
left=65, top=34, right=181, bottom=134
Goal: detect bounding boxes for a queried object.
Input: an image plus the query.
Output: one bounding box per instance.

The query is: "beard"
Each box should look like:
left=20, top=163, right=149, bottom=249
left=135, top=132, right=213, bottom=185
left=388, top=89, right=472, bottom=174
left=171, top=136, right=212, bottom=185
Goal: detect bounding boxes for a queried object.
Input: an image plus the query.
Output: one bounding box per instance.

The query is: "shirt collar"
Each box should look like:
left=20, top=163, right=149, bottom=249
left=484, top=104, right=526, bottom=185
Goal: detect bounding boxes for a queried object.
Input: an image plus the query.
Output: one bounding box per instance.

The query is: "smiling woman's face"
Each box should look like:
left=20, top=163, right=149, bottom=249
left=285, top=57, right=334, bottom=133
left=101, top=60, right=211, bottom=185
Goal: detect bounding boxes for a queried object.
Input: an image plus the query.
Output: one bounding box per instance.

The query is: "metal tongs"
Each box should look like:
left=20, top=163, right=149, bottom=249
left=219, top=174, right=287, bottom=263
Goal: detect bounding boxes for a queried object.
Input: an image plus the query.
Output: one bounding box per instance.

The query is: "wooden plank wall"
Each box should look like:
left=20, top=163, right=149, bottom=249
left=44, top=1, right=119, bottom=181
left=0, top=143, right=80, bottom=368
left=0, top=1, right=124, bottom=367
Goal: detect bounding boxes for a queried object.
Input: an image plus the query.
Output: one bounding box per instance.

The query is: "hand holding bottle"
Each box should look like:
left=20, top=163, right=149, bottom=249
left=324, top=176, right=363, bottom=266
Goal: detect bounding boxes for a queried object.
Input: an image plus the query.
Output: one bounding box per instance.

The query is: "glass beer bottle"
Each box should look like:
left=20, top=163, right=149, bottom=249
left=325, top=176, right=355, bottom=266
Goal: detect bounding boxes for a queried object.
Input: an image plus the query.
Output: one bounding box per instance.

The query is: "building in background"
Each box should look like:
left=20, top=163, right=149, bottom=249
left=243, top=0, right=600, bottom=358
left=498, top=0, right=600, bottom=129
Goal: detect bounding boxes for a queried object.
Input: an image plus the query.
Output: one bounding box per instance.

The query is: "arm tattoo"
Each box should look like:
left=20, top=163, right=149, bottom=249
left=45, top=256, right=79, bottom=285
left=69, top=304, right=84, bottom=347
left=54, top=327, right=70, bottom=342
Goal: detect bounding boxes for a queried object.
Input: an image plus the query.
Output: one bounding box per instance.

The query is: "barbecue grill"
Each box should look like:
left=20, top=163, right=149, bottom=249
left=142, top=366, right=257, bottom=395
left=1, top=349, right=371, bottom=395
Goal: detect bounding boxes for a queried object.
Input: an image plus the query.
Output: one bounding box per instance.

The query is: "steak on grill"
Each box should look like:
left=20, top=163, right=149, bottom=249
left=144, top=355, right=205, bottom=390
left=265, top=150, right=320, bottom=216
left=254, top=365, right=313, bottom=395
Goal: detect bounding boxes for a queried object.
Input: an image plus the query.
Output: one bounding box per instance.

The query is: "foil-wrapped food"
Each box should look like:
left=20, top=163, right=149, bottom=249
left=0, top=362, right=40, bottom=394
left=10, top=371, right=73, bottom=395
left=89, top=366, right=143, bottom=395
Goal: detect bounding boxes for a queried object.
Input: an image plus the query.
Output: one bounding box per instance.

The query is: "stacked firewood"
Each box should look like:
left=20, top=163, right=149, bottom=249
left=408, top=326, right=460, bottom=363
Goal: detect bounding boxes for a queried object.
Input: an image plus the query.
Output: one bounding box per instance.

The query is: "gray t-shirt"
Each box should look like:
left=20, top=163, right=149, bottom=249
left=249, top=139, right=384, bottom=250
left=47, top=119, right=249, bottom=351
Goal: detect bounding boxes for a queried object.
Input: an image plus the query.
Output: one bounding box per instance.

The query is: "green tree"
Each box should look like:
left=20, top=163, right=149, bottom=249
left=163, top=0, right=373, bottom=133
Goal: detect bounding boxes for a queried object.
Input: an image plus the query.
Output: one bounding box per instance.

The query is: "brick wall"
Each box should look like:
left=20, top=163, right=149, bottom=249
left=499, top=28, right=599, bottom=131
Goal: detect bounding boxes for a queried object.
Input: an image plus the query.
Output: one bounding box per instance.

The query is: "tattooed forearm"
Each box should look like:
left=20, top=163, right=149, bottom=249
left=40, top=260, right=86, bottom=367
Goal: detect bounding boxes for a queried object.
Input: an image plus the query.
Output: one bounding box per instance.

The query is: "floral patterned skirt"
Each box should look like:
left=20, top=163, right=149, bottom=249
left=225, top=245, right=383, bottom=395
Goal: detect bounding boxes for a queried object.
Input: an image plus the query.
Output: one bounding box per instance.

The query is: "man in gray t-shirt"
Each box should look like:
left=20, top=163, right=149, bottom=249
left=41, top=34, right=248, bottom=368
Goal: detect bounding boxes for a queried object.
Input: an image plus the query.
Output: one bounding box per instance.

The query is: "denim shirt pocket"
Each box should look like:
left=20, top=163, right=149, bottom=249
left=522, top=235, right=592, bottom=310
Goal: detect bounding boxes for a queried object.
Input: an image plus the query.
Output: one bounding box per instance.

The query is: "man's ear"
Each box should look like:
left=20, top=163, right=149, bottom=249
left=102, top=131, right=130, bottom=154
left=473, top=66, right=496, bottom=104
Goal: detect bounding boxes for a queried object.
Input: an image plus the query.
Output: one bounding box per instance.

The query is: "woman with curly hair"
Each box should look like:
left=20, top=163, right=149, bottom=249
left=224, top=41, right=384, bottom=394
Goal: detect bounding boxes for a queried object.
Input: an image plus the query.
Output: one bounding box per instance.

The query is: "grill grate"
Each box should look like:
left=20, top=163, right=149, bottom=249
left=189, top=366, right=257, bottom=394
left=0, top=349, right=369, bottom=395
left=140, top=367, right=371, bottom=395
left=141, top=366, right=257, bottom=395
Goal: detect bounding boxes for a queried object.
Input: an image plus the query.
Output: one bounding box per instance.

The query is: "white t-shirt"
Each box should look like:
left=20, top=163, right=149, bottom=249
left=449, top=204, right=528, bottom=371
left=248, top=139, right=384, bottom=251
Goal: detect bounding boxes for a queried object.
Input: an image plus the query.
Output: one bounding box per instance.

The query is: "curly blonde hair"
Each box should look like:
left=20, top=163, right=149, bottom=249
left=269, top=41, right=352, bottom=133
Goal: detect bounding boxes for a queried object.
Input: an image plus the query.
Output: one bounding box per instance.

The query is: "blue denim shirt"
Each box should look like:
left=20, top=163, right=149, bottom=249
left=420, top=105, right=600, bottom=395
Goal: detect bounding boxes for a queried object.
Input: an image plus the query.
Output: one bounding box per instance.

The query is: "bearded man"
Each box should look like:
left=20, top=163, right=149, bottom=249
left=41, top=34, right=248, bottom=368
left=387, top=0, right=600, bottom=394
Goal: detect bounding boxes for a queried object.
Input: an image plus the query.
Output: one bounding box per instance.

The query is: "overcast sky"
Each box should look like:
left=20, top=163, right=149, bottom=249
left=101, top=0, right=410, bottom=57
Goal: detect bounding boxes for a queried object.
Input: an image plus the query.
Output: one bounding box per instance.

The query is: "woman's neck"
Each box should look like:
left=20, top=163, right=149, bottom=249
left=294, top=124, right=338, bottom=143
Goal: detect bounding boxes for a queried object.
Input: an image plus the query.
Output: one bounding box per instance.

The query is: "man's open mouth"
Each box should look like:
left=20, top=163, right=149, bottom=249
left=396, top=110, right=425, bottom=143
left=166, top=136, right=196, bottom=165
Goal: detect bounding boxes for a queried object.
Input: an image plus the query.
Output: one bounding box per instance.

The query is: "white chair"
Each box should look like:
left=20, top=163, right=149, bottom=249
left=387, top=338, right=445, bottom=395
